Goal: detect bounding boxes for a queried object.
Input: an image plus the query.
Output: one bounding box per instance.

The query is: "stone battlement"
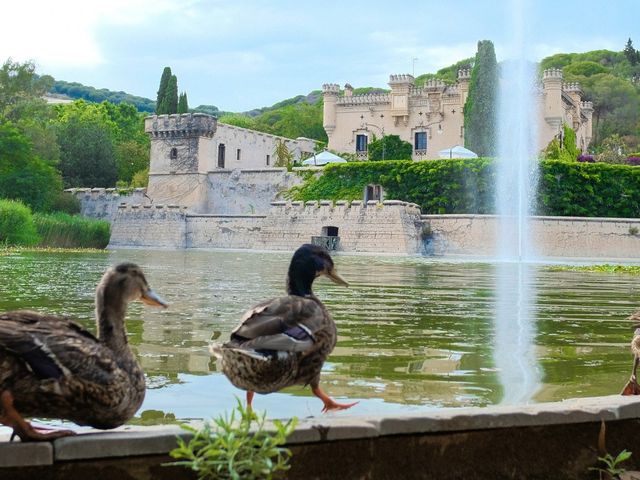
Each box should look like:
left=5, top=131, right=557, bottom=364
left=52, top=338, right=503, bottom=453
left=542, top=68, right=563, bottom=80
left=117, top=203, right=187, bottom=211
left=144, top=113, right=216, bottom=138
left=322, top=83, right=340, bottom=94
left=457, top=68, right=471, bottom=80
left=65, top=187, right=150, bottom=222
left=269, top=199, right=421, bottom=213
left=336, top=93, right=391, bottom=105
left=389, top=74, right=415, bottom=84
left=563, top=82, right=582, bottom=93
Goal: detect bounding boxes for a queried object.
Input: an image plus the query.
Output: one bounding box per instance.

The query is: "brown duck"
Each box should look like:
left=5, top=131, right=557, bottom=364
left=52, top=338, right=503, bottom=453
left=621, top=309, right=640, bottom=395
left=0, top=263, right=167, bottom=441
left=211, top=244, right=356, bottom=412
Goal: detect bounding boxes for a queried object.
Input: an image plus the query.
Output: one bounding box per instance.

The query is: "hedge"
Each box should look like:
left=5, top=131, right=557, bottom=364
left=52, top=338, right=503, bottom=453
left=0, top=199, right=40, bottom=246
left=288, top=158, right=640, bottom=218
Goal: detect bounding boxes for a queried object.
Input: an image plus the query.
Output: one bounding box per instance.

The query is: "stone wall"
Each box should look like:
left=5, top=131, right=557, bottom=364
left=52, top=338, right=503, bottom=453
left=65, top=188, right=150, bottom=222
left=424, top=214, right=640, bottom=259
left=108, top=199, right=425, bottom=254
left=186, top=214, right=266, bottom=249
left=206, top=169, right=303, bottom=214
left=256, top=200, right=424, bottom=254
left=109, top=204, right=188, bottom=248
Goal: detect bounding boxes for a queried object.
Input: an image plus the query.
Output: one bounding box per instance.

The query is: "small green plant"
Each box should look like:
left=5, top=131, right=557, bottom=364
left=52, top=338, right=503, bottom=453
left=590, top=450, right=632, bottom=479
left=168, top=401, right=297, bottom=480
left=629, top=226, right=639, bottom=236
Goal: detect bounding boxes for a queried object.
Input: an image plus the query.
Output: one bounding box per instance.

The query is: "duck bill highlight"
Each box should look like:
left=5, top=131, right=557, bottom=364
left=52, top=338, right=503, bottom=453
left=141, top=289, right=168, bottom=308
left=325, top=268, right=349, bottom=287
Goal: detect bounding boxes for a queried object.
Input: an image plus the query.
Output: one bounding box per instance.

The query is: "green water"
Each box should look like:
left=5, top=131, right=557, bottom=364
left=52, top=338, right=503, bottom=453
left=0, top=249, right=638, bottom=423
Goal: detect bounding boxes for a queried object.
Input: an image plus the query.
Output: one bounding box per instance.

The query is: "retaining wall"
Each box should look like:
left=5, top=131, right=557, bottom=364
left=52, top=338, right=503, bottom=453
left=186, top=214, right=266, bottom=249
left=425, top=214, right=640, bottom=259
left=65, top=188, right=150, bottom=223
left=109, top=204, right=188, bottom=248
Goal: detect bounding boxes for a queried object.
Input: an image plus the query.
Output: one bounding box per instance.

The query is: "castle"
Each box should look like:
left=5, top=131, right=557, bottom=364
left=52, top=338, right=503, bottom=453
left=322, top=69, right=593, bottom=159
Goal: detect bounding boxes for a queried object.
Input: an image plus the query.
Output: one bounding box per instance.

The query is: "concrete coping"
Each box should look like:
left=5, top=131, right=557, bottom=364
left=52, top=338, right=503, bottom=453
left=366, top=200, right=380, bottom=206
left=105, top=188, right=116, bottom=193
left=2, top=395, right=640, bottom=467
left=335, top=200, right=348, bottom=206
left=291, top=201, right=304, bottom=207
left=382, top=200, right=406, bottom=206
left=90, top=188, right=105, bottom=193
left=143, top=205, right=152, bottom=209
left=351, top=200, right=363, bottom=206
left=270, top=201, right=287, bottom=207
left=305, top=201, right=319, bottom=207
left=319, top=200, right=332, bottom=206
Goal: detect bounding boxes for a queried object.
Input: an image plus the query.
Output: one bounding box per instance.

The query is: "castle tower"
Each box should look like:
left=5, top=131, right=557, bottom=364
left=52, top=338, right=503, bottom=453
left=457, top=68, right=472, bottom=103
left=322, top=83, right=340, bottom=148
left=580, top=101, right=594, bottom=148
left=541, top=69, right=564, bottom=136
left=144, top=113, right=217, bottom=212
left=388, top=74, right=414, bottom=126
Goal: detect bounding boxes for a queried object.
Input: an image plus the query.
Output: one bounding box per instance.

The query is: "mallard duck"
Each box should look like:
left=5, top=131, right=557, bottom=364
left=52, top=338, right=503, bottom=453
left=622, top=310, right=640, bottom=395
left=0, top=263, right=167, bottom=441
left=211, top=244, right=357, bottom=413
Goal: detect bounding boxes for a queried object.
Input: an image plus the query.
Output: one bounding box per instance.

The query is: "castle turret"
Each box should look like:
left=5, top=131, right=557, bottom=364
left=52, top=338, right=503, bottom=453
left=144, top=113, right=217, bottom=213
left=388, top=74, right=414, bottom=126
left=542, top=69, right=564, bottom=135
left=457, top=68, right=472, bottom=103
left=580, top=101, right=594, bottom=147
left=322, top=83, right=340, bottom=146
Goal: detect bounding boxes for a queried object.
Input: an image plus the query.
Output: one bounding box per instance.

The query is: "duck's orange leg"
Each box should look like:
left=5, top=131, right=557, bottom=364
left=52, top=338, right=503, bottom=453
left=246, top=391, right=255, bottom=410
left=312, top=386, right=358, bottom=413
left=0, top=391, right=75, bottom=442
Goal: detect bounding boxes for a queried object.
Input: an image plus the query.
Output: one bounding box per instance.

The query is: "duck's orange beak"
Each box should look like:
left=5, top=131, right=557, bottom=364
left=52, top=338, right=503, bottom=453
left=141, top=289, right=168, bottom=308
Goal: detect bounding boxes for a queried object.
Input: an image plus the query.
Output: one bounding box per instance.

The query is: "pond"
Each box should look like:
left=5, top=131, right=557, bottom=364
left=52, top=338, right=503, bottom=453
left=0, top=248, right=638, bottom=426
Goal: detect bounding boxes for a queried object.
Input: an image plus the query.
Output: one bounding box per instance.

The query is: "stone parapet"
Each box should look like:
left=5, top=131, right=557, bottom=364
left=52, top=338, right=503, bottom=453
left=65, top=187, right=150, bottom=223
left=109, top=204, right=188, bottom=248
left=144, top=113, right=216, bottom=138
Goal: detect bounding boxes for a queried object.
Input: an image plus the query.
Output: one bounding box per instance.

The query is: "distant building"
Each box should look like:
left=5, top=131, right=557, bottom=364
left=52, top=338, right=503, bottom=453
left=144, top=113, right=317, bottom=212
left=322, top=69, right=593, bottom=159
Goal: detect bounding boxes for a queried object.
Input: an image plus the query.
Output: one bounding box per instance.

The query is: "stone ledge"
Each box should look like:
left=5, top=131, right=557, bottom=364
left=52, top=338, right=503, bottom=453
left=0, top=441, right=52, bottom=467
left=3, top=395, right=640, bottom=467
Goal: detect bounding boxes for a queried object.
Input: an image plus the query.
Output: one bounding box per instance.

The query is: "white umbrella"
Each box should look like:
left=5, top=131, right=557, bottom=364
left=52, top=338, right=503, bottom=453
left=438, top=145, right=479, bottom=159
left=302, top=150, right=347, bottom=166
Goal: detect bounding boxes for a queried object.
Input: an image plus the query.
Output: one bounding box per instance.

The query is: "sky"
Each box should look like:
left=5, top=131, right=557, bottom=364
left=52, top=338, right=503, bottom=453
left=1, top=0, right=638, bottom=112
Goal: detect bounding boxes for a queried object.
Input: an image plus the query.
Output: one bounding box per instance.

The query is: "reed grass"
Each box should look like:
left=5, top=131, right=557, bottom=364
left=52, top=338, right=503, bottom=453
left=33, top=212, right=110, bottom=249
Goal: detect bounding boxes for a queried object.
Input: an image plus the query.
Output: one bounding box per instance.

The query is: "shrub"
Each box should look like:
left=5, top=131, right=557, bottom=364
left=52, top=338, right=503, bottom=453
left=168, top=401, right=297, bottom=480
left=288, top=157, right=640, bottom=218
left=33, top=213, right=110, bottom=248
left=49, top=191, right=81, bottom=214
left=0, top=199, right=40, bottom=246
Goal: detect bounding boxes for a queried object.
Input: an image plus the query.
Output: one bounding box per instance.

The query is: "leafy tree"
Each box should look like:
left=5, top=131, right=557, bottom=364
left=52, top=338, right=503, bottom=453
left=368, top=134, right=412, bottom=161
left=273, top=138, right=293, bottom=170
left=0, top=58, right=53, bottom=121
left=192, top=104, right=220, bottom=116
left=624, top=38, right=639, bottom=66
left=51, top=79, right=155, bottom=112
left=0, top=122, right=62, bottom=211
left=156, top=67, right=172, bottom=114
left=563, top=61, right=607, bottom=77
left=177, top=92, right=189, bottom=113
left=219, top=113, right=258, bottom=130
left=464, top=40, right=498, bottom=157
left=115, top=140, right=149, bottom=185
left=56, top=114, right=117, bottom=188
left=596, top=134, right=627, bottom=164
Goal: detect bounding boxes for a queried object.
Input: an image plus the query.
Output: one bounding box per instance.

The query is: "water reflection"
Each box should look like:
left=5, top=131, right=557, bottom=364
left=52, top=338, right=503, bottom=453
left=0, top=250, right=637, bottom=422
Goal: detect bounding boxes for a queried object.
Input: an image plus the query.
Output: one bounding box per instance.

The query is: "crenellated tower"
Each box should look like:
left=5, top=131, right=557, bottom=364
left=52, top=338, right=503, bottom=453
left=144, top=113, right=217, bottom=212
left=322, top=83, right=340, bottom=148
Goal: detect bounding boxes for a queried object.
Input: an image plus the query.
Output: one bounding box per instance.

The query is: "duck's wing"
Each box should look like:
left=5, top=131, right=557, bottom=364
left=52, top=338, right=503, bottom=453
left=0, top=310, right=116, bottom=384
left=229, top=296, right=325, bottom=353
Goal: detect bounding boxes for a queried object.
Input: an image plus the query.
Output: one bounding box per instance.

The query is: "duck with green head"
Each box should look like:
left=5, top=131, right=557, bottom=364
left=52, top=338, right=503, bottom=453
left=211, top=244, right=357, bottom=412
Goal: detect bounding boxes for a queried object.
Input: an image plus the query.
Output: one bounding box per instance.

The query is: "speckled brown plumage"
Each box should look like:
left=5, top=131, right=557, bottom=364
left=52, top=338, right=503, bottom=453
left=211, top=244, right=357, bottom=413
left=0, top=263, right=167, bottom=440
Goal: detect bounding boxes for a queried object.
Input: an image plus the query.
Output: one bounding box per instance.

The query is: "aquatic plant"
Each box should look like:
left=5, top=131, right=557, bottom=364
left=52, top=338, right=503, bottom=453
left=168, top=401, right=297, bottom=480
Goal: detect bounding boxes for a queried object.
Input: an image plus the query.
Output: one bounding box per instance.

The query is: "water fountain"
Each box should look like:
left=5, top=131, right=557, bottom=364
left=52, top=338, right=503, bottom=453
left=494, top=0, right=542, bottom=404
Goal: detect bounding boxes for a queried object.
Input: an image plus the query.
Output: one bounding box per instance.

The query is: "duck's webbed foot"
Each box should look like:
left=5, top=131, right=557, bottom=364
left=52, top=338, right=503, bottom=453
left=312, top=386, right=358, bottom=413
left=0, top=391, right=76, bottom=442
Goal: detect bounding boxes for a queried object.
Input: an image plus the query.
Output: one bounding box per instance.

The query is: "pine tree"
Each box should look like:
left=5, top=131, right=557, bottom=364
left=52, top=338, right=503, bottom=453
left=165, top=75, right=179, bottom=114
left=156, top=67, right=172, bottom=114
left=463, top=40, right=498, bottom=157
left=178, top=92, right=189, bottom=113
left=624, top=38, right=638, bottom=66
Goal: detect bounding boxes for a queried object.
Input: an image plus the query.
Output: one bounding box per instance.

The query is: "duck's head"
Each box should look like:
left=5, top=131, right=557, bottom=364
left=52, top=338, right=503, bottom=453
left=287, top=244, right=348, bottom=296
left=99, top=263, right=168, bottom=309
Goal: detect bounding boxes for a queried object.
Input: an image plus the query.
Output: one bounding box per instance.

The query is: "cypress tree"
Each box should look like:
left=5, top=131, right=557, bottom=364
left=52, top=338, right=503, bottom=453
left=165, top=75, right=179, bottom=114
left=156, top=67, right=172, bottom=114
left=624, top=38, right=638, bottom=66
left=464, top=40, right=498, bottom=157
left=177, top=92, right=189, bottom=113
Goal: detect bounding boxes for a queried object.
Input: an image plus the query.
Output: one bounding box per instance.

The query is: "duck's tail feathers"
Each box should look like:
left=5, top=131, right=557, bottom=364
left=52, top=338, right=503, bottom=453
left=209, top=343, right=224, bottom=359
